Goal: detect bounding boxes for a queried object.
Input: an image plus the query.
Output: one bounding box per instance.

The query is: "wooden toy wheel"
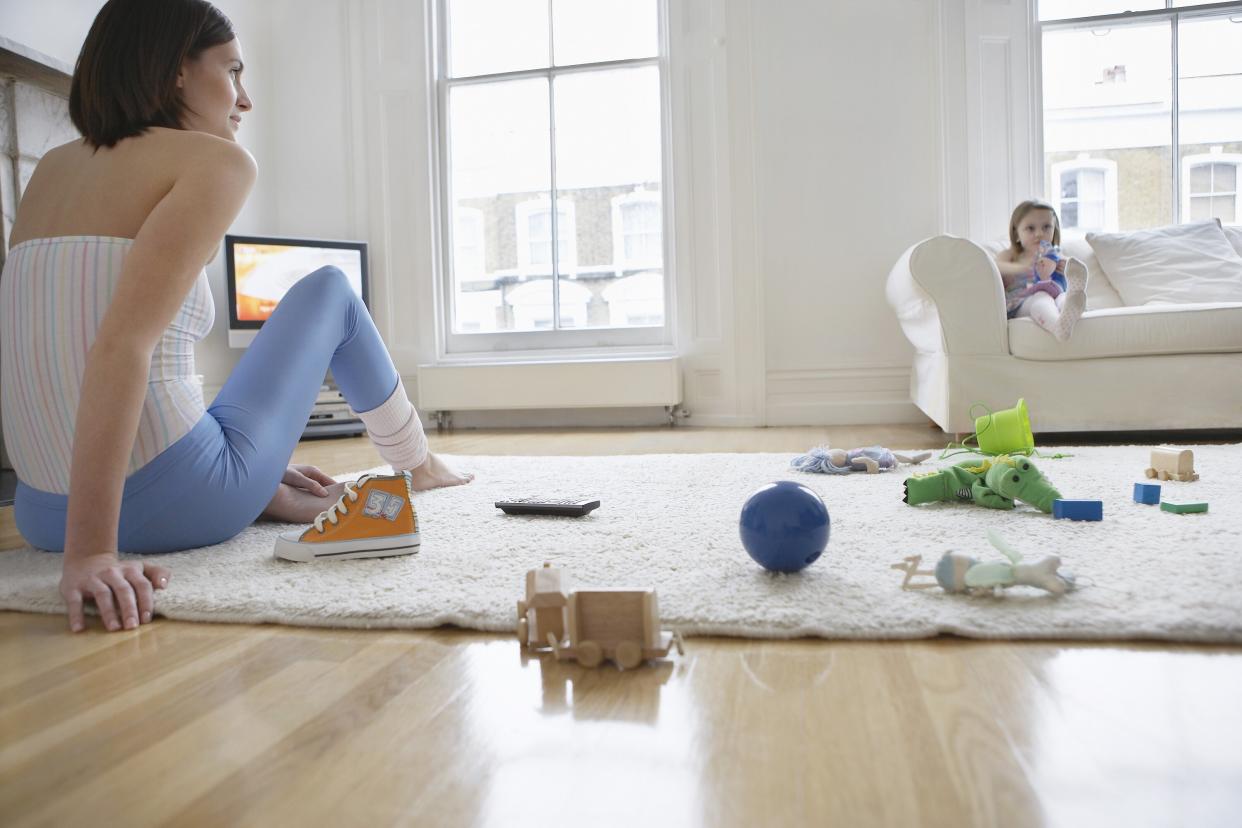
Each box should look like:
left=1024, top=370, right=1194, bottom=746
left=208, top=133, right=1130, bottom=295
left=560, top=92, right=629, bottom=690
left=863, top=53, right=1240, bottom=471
left=1145, top=469, right=1156, bottom=479
left=577, top=641, right=603, bottom=668
left=1158, top=471, right=1170, bottom=481
left=517, top=617, right=529, bottom=645
left=615, top=641, right=643, bottom=670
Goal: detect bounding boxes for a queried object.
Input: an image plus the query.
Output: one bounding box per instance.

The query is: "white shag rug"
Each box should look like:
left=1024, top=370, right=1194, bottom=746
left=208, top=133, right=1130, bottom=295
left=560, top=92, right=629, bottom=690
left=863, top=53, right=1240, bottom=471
left=2, top=445, right=1240, bottom=642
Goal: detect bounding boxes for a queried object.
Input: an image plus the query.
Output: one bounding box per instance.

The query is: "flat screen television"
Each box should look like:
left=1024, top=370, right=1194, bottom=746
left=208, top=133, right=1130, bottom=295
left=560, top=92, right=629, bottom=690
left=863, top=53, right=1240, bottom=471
left=224, top=234, right=369, bottom=347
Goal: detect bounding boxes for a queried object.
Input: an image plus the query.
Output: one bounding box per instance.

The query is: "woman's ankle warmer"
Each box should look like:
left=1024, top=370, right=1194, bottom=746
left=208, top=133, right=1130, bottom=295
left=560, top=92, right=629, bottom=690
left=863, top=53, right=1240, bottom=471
left=358, top=379, right=428, bottom=471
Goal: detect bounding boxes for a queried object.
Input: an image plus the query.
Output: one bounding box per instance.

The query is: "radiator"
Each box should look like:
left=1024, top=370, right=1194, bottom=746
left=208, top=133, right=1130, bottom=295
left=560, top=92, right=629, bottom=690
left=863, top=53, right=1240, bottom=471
left=416, top=358, right=682, bottom=415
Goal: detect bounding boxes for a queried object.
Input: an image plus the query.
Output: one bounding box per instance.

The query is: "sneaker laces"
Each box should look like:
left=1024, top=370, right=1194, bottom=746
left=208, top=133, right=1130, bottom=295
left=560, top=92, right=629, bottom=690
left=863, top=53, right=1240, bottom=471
left=312, top=475, right=372, bottom=533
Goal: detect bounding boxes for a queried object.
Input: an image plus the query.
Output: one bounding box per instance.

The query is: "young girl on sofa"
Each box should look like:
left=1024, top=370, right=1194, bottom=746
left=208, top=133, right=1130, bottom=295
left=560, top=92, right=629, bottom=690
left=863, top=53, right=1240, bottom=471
left=0, top=0, right=471, bottom=633
left=994, top=200, right=1089, bottom=341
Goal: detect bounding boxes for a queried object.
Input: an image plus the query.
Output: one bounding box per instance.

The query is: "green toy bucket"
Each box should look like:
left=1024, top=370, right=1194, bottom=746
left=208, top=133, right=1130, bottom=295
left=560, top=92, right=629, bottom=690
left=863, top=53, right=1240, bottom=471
left=967, top=399, right=1034, bottom=456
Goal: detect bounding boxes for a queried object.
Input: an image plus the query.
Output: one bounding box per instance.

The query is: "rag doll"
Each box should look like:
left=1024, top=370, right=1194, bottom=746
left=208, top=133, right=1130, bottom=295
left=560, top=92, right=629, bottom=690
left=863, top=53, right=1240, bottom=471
left=791, top=445, right=932, bottom=475
left=891, top=529, right=1076, bottom=596
left=1038, top=240, right=1068, bottom=292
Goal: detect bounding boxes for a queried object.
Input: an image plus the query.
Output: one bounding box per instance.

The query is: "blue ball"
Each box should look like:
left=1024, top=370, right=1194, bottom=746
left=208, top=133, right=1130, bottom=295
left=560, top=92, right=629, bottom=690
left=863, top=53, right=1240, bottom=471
left=739, top=480, right=831, bottom=573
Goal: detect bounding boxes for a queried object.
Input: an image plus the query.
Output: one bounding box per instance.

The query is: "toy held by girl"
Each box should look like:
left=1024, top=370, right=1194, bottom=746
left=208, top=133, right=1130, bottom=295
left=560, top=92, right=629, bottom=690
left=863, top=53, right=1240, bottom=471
left=791, top=445, right=932, bottom=474
left=891, top=529, right=1076, bottom=597
left=994, top=200, right=1090, bottom=342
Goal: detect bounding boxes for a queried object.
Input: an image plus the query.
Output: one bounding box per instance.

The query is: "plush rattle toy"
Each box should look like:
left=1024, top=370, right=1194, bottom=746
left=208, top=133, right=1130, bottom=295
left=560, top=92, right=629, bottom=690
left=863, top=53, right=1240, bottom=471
left=902, top=455, right=1062, bottom=513
left=891, top=529, right=1076, bottom=596
left=791, top=445, right=932, bottom=475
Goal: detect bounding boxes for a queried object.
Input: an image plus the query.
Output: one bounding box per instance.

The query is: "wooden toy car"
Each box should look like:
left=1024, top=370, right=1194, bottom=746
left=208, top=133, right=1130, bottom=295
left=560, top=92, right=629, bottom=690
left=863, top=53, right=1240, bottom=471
left=1145, top=447, right=1198, bottom=482
left=517, top=563, right=684, bottom=670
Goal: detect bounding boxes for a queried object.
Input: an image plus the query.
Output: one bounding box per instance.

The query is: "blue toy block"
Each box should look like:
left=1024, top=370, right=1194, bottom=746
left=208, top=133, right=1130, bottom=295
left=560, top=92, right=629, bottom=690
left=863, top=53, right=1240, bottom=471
left=1133, top=482, right=1161, bottom=505
left=1053, top=499, right=1103, bottom=521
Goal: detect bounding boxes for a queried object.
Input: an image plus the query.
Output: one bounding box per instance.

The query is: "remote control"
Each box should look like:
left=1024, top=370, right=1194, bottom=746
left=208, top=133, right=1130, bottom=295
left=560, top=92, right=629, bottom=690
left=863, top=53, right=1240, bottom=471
left=495, top=497, right=601, bottom=517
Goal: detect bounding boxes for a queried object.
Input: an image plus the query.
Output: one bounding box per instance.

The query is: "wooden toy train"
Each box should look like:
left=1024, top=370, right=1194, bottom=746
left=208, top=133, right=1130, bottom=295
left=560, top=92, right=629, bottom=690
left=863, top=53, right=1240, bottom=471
left=517, top=563, right=684, bottom=669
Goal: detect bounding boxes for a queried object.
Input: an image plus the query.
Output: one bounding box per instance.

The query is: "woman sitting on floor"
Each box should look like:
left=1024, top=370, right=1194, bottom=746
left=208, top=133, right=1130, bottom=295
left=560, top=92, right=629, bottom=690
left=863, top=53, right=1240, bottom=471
left=0, top=0, right=471, bottom=634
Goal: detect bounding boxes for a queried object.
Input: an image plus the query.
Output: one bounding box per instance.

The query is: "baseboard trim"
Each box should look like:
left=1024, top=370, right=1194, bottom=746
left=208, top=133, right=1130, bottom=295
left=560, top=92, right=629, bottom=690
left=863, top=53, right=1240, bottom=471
left=765, top=366, right=922, bottom=426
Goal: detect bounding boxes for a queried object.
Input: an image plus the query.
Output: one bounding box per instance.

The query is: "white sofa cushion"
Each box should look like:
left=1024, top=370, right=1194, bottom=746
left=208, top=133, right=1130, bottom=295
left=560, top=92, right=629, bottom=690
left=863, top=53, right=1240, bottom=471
left=1008, top=302, right=1242, bottom=361
left=1086, top=219, right=1242, bottom=305
left=1060, top=237, right=1124, bottom=309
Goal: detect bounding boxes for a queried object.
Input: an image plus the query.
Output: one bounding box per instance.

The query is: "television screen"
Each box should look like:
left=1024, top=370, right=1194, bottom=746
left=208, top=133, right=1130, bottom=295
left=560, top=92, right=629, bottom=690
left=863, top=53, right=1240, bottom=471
left=225, top=235, right=368, bottom=340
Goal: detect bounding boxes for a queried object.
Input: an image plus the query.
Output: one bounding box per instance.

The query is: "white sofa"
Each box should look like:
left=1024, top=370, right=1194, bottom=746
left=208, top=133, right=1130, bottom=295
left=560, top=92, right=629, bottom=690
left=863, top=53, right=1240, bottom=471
left=885, top=226, right=1242, bottom=434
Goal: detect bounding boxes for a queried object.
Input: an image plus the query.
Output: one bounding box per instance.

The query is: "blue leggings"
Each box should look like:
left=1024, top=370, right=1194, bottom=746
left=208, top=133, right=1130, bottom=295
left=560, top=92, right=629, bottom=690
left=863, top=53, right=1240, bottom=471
left=15, top=266, right=397, bottom=553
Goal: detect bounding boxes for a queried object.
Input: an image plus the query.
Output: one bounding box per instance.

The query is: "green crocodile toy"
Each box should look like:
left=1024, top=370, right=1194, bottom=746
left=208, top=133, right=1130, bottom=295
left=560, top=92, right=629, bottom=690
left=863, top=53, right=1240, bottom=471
left=902, top=455, right=1062, bottom=513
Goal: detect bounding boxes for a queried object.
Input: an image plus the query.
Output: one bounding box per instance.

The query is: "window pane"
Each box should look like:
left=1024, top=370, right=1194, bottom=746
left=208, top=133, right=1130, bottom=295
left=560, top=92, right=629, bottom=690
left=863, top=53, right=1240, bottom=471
left=552, top=0, right=658, bottom=66
left=1212, top=195, right=1235, bottom=223
left=1039, top=1, right=1161, bottom=22
left=1062, top=202, right=1079, bottom=227
left=553, top=66, right=664, bottom=329
left=1061, top=172, right=1078, bottom=199
left=1043, top=21, right=1173, bottom=232
left=1080, top=169, right=1105, bottom=199
left=1218, top=163, right=1237, bottom=193
left=1079, top=199, right=1106, bottom=228
left=1178, top=14, right=1242, bottom=225
left=447, top=79, right=551, bottom=333
left=1189, top=163, right=1212, bottom=193
left=1189, top=196, right=1210, bottom=220
left=448, top=0, right=548, bottom=77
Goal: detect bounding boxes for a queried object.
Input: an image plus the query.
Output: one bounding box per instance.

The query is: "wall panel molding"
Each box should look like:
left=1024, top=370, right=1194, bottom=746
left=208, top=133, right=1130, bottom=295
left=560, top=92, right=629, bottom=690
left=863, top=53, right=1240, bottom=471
left=940, top=0, right=1039, bottom=240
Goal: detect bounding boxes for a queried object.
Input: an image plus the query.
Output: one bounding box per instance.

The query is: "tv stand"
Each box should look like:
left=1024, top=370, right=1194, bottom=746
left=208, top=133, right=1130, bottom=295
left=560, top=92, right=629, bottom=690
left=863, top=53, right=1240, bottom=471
left=303, top=384, right=365, bottom=440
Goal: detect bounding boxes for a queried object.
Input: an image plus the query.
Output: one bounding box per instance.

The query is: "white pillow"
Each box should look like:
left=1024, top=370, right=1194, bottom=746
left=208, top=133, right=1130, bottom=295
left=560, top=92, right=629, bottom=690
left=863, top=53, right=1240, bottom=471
left=1086, top=219, right=1242, bottom=306
left=1223, top=225, right=1242, bottom=259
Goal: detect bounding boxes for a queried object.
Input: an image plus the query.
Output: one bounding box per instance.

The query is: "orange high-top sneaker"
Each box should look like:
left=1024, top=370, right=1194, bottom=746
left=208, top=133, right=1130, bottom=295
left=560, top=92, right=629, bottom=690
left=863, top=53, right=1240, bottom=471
left=274, top=472, right=420, bottom=562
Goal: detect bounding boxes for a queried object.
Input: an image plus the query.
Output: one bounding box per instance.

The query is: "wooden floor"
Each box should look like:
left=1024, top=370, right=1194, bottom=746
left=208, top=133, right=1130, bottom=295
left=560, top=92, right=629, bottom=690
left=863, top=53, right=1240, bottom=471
left=3, top=425, right=1240, bottom=827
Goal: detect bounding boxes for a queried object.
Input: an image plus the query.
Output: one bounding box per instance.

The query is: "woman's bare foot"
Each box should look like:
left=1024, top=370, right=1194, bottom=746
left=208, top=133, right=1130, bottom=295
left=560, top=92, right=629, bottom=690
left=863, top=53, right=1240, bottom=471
left=260, top=481, right=349, bottom=523
left=406, top=452, right=474, bottom=492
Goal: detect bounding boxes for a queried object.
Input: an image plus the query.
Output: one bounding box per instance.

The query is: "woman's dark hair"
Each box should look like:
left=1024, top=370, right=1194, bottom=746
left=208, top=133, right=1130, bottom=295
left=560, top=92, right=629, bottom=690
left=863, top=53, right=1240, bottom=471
left=70, top=0, right=235, bottom=148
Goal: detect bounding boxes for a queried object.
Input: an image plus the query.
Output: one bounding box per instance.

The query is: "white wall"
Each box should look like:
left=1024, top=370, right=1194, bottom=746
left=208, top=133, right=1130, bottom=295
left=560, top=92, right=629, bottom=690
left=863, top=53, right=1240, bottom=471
left=3, top=0, right=995, bottom=427
left=748, top=0, right=941, bottom=425
left=0, top=0, right=99, bottom=66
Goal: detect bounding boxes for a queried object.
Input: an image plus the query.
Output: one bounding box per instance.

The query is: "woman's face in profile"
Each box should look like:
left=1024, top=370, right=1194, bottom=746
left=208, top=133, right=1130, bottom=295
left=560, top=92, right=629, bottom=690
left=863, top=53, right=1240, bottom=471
left=177, top=38, right=252, bottom=141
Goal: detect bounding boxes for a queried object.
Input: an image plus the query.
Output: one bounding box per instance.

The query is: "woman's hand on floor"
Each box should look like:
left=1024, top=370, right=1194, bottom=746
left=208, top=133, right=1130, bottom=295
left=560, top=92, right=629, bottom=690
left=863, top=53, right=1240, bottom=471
left=283, top=464, right=337, bottom=496
left=59, top=553, right=171, bottom=633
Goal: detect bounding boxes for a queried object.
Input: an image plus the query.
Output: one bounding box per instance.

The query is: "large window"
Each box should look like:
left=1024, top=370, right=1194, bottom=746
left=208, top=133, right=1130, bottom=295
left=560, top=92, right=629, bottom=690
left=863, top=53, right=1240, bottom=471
left=436, top=0, right=670, bottom=354
left=1039, top=2, right=1242, bottom=236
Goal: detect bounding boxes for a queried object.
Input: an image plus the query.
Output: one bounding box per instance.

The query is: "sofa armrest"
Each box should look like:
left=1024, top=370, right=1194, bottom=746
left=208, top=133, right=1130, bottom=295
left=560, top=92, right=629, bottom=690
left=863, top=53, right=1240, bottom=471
left=886, top=235, right=1009, bottom=357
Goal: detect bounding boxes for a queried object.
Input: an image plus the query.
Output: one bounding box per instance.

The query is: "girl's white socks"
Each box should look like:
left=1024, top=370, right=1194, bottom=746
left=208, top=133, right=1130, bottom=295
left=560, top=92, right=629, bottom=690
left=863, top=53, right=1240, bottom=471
left=357, top=379, right=428, bottom=472
left=1050, top=257, right=1090, bottom=341
left=1049, top=291, right=1086, bottom=342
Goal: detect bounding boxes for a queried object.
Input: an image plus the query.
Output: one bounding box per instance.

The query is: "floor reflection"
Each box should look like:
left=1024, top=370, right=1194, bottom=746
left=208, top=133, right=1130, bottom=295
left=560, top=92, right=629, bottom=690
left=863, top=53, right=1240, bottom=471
left=465, top=641, right=702, bottom=828
left=521, top=648, right=677, bottom=723
left=1027, top=647, right=1242, bottom=828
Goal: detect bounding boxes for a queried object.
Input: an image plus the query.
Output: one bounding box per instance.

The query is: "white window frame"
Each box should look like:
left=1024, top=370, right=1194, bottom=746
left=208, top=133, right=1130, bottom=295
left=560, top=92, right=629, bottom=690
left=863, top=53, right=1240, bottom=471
left=1049, top=157, right=1119, bottom=234
left=431, top=0, right=675, bottom=359
left=1182, top=151, right=1242, bottom=226
left=1037, top=1, right=1242, bottom=227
